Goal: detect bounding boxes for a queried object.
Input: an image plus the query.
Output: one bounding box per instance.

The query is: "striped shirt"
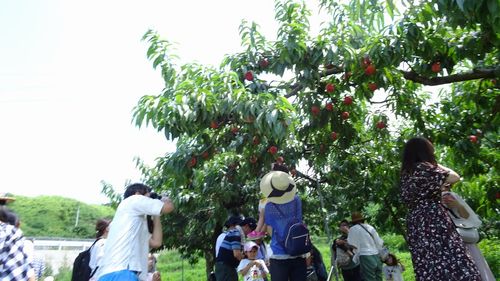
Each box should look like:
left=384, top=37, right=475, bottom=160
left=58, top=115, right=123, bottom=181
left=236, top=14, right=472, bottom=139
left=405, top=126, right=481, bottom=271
left=216, top=228, right=242, bottom=267
left=0, top=222, right=32, bottom=280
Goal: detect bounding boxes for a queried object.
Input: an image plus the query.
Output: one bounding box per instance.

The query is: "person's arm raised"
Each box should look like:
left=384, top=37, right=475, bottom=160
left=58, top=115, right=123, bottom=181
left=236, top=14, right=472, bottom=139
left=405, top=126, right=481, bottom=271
left=438, top=164, right=460, bottom=185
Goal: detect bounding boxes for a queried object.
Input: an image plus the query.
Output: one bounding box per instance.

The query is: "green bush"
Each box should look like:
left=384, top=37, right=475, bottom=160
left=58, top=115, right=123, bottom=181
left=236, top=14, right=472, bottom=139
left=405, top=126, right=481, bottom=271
left=382, top=233, right=409, bottom=252
left=478, top=238, right=499, bottom=278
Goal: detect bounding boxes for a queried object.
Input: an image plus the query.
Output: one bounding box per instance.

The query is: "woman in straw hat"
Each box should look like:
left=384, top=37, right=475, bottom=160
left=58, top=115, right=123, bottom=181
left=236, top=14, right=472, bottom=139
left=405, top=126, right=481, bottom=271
left=260, top=167, right=307, bottom=281
left=400, top=137, right=480, bottom=281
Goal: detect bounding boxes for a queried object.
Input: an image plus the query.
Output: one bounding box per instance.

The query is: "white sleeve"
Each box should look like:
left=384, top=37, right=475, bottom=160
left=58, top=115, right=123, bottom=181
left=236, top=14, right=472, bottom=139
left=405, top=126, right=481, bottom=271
left=237, top=259, right=250, bottom=272
left=347, top=227, right=359, bottom=249
left=131, top=195, right=164, bottom=216
left=370, top=226, right=384, bottom=247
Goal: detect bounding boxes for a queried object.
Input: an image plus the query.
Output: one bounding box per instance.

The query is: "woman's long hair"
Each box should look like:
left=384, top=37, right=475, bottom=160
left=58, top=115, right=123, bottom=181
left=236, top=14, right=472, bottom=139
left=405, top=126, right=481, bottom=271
left=401, top=137, right=436, bottom=174
left=95, top=218, right=111, bottom=238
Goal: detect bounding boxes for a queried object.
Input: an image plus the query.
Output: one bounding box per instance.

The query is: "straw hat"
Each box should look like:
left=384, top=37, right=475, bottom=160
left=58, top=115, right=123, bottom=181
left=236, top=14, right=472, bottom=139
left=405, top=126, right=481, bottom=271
left=0, top=193, right=15, bottom=205
left=260, top=171, right=296, bottom=204
left=350, top=211, right=366, bottom=223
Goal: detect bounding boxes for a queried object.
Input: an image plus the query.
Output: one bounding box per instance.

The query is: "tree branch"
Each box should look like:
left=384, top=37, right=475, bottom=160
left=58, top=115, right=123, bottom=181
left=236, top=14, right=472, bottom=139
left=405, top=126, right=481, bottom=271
left=285, top=66, right=344, bottom=98
left=401, top=68, right=497, bottom=86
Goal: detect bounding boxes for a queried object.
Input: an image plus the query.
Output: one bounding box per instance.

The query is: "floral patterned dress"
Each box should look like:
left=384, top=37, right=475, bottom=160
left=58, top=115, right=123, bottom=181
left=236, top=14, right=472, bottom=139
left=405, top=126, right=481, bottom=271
left=400, top=163, right=481, bottom=281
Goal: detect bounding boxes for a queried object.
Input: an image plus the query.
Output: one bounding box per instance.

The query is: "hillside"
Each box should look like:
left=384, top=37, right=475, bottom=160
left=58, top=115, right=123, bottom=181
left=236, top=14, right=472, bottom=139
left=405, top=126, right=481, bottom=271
left=7, top=195, right=115, bottom=238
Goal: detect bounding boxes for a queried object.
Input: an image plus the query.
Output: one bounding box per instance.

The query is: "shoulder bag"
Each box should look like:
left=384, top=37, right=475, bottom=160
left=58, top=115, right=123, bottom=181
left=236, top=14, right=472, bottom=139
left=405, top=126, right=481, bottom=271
left=358, top=224, right=389, bottom=261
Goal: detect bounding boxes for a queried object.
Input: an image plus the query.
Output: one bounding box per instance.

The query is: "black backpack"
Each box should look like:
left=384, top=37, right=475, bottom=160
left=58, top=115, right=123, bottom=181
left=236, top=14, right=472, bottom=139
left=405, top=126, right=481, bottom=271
left=71, top=239, right=100, bottom=281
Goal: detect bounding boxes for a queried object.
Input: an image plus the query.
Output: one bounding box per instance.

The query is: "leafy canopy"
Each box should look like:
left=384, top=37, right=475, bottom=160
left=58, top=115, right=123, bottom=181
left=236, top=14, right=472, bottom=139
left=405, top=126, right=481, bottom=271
left=132, top=0, right=499, bottom=274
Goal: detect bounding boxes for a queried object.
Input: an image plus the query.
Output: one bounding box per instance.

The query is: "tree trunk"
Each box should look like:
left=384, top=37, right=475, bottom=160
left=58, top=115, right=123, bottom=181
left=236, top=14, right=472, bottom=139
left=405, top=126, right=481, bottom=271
left=205, top=249, right=215, bottom=281
left=206, top=223, right=223, bottom=280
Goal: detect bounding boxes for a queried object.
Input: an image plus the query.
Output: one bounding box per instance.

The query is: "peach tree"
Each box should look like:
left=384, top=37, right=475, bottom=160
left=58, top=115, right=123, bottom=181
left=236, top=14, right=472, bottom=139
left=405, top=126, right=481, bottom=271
left=133, top=0, right=499, bottom=276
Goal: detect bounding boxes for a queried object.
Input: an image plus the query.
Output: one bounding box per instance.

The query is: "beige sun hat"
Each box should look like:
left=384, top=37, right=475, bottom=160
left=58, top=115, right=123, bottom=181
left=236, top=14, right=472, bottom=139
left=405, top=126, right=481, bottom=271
left=0, top=192, right=15, bottom=204
left=260, top=170, right=296, bottom=204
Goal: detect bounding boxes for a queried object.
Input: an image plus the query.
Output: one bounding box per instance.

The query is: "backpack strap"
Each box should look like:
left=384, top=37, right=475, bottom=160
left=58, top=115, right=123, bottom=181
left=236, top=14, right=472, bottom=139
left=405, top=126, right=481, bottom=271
left=273, top=198, right=298, bottom=244
left=358, top=224, right=381, bottom=248
left=89, top=238, right=101, bottom=249
left=88, top=238, right=102, bottom=278
left=358, top=224, right=374, bottom=240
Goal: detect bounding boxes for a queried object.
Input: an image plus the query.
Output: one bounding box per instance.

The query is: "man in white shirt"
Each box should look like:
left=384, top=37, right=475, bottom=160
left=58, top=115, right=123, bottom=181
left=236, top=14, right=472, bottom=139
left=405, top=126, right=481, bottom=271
left=347, top=212, right=384, bottom=281
left=96, top=183, right=174, bottom=281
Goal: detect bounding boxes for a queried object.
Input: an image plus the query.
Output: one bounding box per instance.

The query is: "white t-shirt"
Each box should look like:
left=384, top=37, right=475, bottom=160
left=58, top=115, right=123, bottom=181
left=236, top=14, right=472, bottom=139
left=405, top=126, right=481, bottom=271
left=383, top=265, right=404, bottom=281
left=88, top=238, right=106, bottom=280
left=237, top=259, right=269, bottom=281
left=347, top=223, right=383, bottom=262
left=215, top=232, right=227, bottom=257
left=96, top=195, right=164, bottom=281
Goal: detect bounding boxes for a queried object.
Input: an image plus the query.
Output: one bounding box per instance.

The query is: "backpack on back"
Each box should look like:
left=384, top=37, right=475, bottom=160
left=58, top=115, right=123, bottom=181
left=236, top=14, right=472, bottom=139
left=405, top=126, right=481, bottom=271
left=71, top=239, right=100, bottom=281
left=275, top=200, right=312, bottom=256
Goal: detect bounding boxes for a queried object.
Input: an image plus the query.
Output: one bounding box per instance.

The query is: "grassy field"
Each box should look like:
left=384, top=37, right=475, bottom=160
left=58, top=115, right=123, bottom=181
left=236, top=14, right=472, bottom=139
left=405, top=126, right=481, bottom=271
left=154, top=235, right=418, bottom=281
left=53, top=235, right=498, bottom=280
left=153, top=235, right=499, bottom=281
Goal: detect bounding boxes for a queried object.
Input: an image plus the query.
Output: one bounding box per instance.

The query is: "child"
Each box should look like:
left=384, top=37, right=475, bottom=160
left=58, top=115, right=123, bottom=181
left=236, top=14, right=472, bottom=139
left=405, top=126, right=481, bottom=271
left=255, top=197, right=267, bottom=233
left=237, top=241, right=269, bottom=281
left=255, top=162, right=289, bottom=233
left=383, top=253, right=404, bottom=281
left=147, top=253, right=161, bottom=281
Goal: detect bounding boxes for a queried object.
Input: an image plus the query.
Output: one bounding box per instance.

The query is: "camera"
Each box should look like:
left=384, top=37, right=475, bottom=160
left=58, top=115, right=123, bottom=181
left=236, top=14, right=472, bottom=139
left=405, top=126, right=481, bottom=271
left=149, top=192, right=161, bottom=200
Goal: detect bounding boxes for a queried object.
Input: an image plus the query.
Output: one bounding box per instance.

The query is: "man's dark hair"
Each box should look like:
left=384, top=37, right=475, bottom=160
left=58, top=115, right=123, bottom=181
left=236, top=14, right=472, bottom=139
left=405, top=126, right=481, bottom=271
left=241, top=217, right=257, bottom=230
left=124, top=183, right=150, bottom=199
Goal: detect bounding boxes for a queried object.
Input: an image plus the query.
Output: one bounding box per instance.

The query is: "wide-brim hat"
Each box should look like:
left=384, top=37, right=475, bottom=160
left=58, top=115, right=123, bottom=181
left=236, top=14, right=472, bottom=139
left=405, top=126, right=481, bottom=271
left=350, top=211, right=366, bottom=223
left=0, top=193, right=15, bottom=204
left=260, top=170, right=296, bottom=204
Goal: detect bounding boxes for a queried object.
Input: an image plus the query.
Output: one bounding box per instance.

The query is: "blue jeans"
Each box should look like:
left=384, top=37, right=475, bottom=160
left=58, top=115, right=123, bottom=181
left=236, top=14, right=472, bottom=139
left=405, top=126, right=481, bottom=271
left=98, top=270, right=139, bottom=281
left=270, top=257, right=307, bottom=281
left=214, top=261, right=238, bottom=281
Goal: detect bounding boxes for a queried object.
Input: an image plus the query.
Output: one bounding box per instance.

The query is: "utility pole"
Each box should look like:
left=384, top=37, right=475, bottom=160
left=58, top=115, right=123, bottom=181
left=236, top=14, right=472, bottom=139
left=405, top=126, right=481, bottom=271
left=75, top=204, right=80, bottom=227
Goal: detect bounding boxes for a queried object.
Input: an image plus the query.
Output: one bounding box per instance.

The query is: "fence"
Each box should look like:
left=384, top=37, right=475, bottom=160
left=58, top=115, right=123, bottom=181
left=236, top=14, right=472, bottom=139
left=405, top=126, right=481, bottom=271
left=29, top=237, right=94, bottom=274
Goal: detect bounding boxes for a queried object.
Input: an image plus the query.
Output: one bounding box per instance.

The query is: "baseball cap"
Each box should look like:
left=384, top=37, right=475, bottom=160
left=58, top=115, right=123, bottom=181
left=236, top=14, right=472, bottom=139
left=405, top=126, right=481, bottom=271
left=244, top=241, right=258, bottom=252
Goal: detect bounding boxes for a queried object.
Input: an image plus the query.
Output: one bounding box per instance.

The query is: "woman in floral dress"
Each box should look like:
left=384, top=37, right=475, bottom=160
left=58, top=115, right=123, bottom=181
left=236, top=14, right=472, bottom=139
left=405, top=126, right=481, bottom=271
left=400, top=137, right=481, bottom=281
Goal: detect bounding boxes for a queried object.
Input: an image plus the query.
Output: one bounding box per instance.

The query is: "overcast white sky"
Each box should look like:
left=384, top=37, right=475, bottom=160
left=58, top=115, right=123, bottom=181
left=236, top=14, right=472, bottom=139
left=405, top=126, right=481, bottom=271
left=1, top=0, right=327, bottom=204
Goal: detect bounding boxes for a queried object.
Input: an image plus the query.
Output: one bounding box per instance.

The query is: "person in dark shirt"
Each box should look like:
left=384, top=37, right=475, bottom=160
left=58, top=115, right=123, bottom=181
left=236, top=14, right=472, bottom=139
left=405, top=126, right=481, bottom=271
left=332, top=220, right=362, bottom=281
